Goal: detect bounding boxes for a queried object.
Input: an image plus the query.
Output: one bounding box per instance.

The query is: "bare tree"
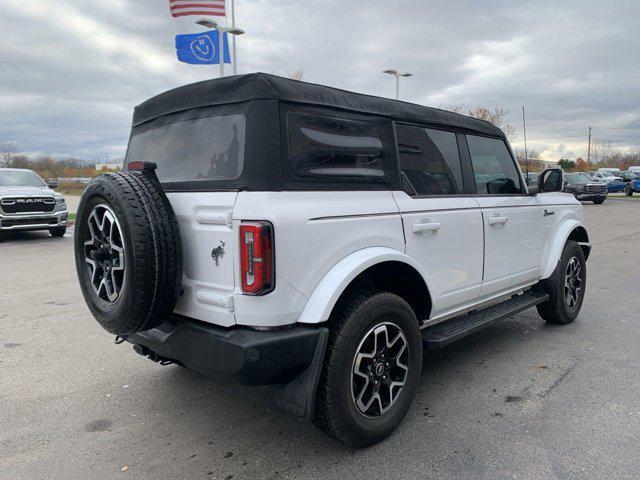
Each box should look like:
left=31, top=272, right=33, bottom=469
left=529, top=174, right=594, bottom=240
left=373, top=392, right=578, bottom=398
left=287, top=68, right=305, bottom=81
left=442, top=105, right=516, bottom=140
left=590, top=138, right=612, bottom=165
left=0, top=141, right=18, bottom=167
left=7, top=154, right=30, bottom=169
left=514, top=148, right=544, bottom=171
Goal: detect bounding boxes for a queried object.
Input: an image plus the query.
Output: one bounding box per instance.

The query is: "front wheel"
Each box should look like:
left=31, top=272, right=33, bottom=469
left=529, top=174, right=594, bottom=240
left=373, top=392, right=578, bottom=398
left=314, top=292, right=423, bottom=448
left=536, top=240, right=586, bottom=324
left=593, top=198, right=605, bottom=204
left=624, top=185, right=633, bottom=196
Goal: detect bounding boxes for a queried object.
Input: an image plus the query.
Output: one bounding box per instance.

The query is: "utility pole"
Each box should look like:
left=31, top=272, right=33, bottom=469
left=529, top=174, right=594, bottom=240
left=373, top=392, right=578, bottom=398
left=522, top=106, right=529, bottom=180
left=587, top=126, right=592, bottom=164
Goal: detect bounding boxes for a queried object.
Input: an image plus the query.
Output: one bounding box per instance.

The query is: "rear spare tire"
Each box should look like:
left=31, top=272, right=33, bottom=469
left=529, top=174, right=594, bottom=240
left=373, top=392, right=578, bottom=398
left=74, top=171, right=182, bottom=336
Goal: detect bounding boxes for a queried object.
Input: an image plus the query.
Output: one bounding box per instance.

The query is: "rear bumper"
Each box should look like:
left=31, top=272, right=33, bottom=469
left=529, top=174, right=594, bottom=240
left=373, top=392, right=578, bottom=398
left=128, top=316, right=327, bottom=387
left=0, top=211, right=67, bottom=230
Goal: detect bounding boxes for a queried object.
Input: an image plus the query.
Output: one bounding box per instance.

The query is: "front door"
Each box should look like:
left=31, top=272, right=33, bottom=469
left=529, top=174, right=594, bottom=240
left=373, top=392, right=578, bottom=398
left=393, top=125, right=484, bottom=318
left=465, top=134, right=545, bottom=298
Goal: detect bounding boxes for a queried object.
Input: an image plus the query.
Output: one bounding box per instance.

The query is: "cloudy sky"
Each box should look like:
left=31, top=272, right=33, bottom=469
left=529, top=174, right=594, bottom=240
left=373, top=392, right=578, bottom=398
left=1, top=0, right=639, bottom=162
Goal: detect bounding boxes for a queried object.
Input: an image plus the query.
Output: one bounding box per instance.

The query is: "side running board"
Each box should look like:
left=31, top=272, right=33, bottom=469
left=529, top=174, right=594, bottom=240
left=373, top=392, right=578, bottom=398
left=422, top=291, right=549, bottom=349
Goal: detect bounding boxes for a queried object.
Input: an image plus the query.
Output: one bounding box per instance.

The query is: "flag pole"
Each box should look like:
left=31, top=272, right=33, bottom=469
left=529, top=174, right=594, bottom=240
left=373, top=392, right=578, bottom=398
left=218, top=28, right=224, bottom=77
left=231, top=0, right=237, bottom=75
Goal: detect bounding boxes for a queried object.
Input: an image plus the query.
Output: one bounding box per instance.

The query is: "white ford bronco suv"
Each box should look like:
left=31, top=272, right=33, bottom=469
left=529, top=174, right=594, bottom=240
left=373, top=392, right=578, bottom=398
left=74, top=73, right=590, bottom=447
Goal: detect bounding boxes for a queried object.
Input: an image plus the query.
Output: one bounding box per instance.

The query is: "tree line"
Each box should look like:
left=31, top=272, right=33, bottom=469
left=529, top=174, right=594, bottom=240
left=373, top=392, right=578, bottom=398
left=0, top=142, right=121, bottom=179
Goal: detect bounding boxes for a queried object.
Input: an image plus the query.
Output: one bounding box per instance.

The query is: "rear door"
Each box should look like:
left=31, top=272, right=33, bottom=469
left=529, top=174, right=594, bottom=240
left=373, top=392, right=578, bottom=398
left=167, top=192, right=238, bottom=327
left=464, top=134, right=545, bottom=297
left=393, top=125, right=484, bottom=318
left=125, top=112, right=247, bottom=327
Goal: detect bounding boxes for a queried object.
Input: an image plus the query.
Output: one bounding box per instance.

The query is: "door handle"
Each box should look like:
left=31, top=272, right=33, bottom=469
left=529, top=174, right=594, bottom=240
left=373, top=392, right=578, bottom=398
left=412, top=222, right=441, bottom=234
left=488, top=216, right=509, bottom=226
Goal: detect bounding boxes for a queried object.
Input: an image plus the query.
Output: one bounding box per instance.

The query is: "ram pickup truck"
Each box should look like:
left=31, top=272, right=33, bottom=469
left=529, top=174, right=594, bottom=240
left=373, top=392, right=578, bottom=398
left=563, top=172, right=607, bottom=204
left=0, top=168, right=67, bottom=236
left=74, top=74, right=590, bottom=447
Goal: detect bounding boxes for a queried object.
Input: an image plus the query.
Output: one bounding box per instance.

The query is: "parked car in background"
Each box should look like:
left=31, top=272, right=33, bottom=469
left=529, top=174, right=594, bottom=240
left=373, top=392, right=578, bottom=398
left=563, top=172, right=607, bottom=204
left=623, top=176, right=640, bottom=196
left=628, top=166, right=640, bottom=173
left=593, top=170, right=623, bottom=183
left=619, top=170, right=640, bottom=182
left=606, top=178, right=627, bottom=193
left=524, top=172, right=539, bottom=185
left=597, top=167, right=623, bottom=175
left=0, top=168, right=68, bottom=236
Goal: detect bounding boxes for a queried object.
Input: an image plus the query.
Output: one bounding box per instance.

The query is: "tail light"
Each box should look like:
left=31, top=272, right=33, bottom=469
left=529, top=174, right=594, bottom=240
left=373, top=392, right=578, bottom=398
left=239, top=221, right=275, bottom=295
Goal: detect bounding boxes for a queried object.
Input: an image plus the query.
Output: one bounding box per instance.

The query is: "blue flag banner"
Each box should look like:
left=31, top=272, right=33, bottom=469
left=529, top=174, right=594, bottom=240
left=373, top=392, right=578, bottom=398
left=175, top=31, right=231, bottom=65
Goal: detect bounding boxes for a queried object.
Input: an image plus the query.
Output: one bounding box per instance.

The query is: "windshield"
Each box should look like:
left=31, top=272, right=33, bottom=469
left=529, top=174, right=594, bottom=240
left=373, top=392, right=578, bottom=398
left=0, top=170, right=45, bottom=187
left=601, top=171, right=615, bottom=177
left=566, top=173, right=591, bottom=182
left=125, top=114, right=246, bottom=183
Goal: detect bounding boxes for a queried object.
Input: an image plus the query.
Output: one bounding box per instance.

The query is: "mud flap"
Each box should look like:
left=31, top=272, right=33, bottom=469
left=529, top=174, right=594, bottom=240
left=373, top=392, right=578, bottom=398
left=271, top=327, right=328, bottom=421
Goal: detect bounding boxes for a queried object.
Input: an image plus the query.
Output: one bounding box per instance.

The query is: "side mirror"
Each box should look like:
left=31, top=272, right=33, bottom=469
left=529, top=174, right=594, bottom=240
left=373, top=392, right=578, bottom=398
left=47, top=179, right=59, bottom=189
left=538, top=167, right=564, bottom=193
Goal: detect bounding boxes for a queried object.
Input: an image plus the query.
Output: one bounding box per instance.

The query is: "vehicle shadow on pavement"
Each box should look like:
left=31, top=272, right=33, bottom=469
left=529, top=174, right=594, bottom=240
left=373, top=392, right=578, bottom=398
left=0, top=231, right=67, bottom=243
left=117, top=310, right=563, bottom=479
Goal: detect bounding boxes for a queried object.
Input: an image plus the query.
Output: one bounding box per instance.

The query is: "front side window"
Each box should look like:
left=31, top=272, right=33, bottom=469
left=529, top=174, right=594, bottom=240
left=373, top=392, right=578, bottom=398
left=396, top=125, right=464, bottom=195
left=288, top=112, right=385, bottom=180
left=126, top=114, right=245, bottom=183
left=467, top=135, right=522, bottom=195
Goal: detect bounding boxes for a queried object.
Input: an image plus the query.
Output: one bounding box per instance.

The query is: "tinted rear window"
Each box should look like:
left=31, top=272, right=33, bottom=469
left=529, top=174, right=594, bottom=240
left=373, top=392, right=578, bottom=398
left=125, top=114, right=245, bottom=183
left=288, top=112, right=385, bottom=180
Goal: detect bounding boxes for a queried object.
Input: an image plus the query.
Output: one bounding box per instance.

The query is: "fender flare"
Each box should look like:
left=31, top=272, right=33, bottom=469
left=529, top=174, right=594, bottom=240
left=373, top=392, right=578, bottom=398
left=540, top=220, right=590, bottom=279
left=296, top=247, right=430, bottom=324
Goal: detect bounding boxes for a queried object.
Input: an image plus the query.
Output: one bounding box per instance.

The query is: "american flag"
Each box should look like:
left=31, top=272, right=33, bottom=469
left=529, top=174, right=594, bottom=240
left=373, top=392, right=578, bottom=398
left=169, top=0, right=226, bottom=18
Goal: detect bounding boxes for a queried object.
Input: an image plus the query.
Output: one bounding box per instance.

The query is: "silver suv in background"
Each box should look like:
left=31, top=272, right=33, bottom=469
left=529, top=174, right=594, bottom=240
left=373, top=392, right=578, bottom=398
left=0, top=168, right=68, bottom=237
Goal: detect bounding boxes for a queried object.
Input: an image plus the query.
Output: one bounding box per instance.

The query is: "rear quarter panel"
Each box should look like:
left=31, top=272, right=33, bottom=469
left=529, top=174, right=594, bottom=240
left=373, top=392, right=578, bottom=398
left=232, top=191, right=405, bottom=326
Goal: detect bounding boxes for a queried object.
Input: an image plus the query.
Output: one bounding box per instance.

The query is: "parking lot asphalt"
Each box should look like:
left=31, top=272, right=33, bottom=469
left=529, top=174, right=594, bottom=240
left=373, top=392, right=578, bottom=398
left=1, top=198, right=639, bottom=480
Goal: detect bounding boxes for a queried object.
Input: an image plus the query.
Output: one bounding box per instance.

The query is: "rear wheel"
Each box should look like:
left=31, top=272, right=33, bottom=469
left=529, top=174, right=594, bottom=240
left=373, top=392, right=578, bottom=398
left=536, top=240, right=586, bottom=325
left=314, top=292, right=423, bottom=447
left=624, top=184, right=633, bottom=196
left=49, top=226, right=66, bottom=237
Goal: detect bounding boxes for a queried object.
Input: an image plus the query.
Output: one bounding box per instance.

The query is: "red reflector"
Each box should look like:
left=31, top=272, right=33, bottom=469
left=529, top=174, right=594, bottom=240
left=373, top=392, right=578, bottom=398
left=239, top=221, right=275, bottom=295
left=127, top=161, right=145, bottom=171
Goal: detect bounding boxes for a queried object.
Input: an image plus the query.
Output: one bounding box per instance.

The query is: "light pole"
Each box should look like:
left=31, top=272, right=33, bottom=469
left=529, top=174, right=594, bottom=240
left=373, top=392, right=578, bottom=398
left=196, top=19, right=245, bottom=78
left=230, top=0, right=238, bottom=75
left=383, top=69, right=413, bottom=100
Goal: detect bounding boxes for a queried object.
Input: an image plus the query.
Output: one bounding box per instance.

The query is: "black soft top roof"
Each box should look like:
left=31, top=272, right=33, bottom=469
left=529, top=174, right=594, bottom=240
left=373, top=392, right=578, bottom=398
left=133, top=73, right=504, bottom=137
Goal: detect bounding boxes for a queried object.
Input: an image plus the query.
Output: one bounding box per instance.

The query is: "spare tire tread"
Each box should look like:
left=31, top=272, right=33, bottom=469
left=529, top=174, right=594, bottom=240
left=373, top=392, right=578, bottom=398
left=120, top=172, right=183, bottom=329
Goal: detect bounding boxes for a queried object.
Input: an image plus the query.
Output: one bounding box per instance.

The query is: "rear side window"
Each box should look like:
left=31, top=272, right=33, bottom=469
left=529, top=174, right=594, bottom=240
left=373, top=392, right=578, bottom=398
left=396, top=125, right=464, bottom=195
left=467, top=135, right=522, bottom=195
left=288, top=112, right=385, bottom=180
left=125, top=114, right=245, bottom=183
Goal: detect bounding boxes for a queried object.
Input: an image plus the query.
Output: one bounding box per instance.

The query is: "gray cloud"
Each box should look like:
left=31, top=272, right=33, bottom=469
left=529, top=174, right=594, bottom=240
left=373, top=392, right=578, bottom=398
left=1, top=0, right=639, bottom=160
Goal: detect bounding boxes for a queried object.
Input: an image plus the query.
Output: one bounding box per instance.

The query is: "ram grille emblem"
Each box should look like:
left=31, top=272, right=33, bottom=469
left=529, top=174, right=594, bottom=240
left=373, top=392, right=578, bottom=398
left=211, top=241, right=225, bottom=266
